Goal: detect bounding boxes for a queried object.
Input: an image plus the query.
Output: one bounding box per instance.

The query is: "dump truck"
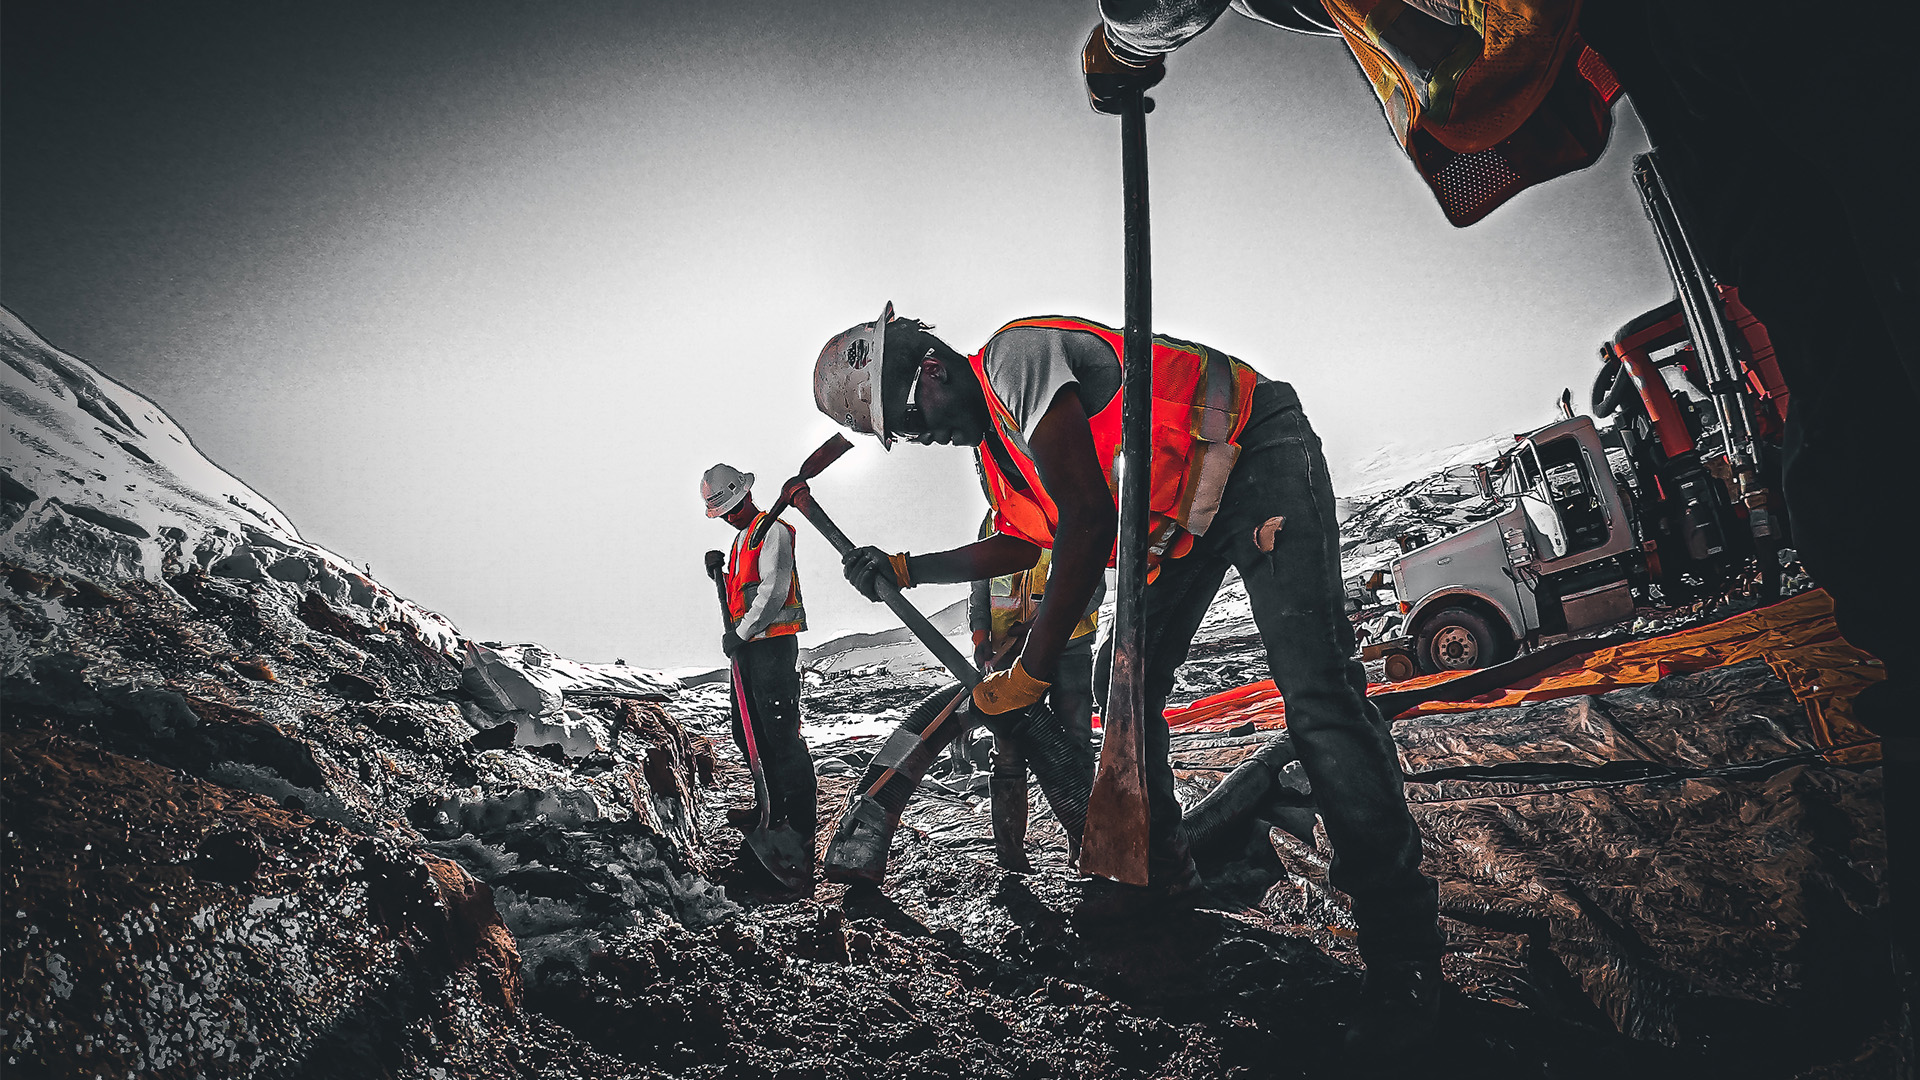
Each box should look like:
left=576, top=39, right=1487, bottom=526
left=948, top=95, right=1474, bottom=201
left=1374, top=152, right=1793, bottom=677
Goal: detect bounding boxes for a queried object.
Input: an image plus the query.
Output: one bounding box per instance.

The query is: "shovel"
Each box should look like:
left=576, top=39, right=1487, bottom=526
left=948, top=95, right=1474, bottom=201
left=1079, top=85, right=1154, bottom=886
left=705, top=551, right=812, bottom=891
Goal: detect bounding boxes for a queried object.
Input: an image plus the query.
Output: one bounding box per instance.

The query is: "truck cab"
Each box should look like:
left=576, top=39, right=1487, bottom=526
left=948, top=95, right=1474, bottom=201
left=1390, top=417, right=1638, bottom=673
left=1370, top=153, right=1788, bottom=678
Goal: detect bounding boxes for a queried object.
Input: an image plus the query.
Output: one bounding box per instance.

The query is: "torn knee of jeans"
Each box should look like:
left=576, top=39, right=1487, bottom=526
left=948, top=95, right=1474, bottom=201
left=1254, top=516, right=1286, bottom=553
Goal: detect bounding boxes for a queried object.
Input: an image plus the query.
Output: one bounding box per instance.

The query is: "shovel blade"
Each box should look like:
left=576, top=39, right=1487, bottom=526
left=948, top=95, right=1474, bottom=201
left=745, top=822, right=814, bottom=892
left=1079, top=649, right=1151, bottom=885
left=1079, top=760, right=1150, bottom=885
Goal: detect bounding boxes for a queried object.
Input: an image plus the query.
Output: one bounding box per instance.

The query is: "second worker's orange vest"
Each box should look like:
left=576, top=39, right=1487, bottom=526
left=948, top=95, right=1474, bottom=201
left=970, top=316, right=1259, bottom=572
left=726, top=513, right=806, bottom=638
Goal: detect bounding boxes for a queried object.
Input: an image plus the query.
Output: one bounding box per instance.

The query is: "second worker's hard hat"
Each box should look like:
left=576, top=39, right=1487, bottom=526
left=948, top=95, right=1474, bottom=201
left=700, top=463, right=754, bottom=518
left=813, top=301, right=895, bottom=449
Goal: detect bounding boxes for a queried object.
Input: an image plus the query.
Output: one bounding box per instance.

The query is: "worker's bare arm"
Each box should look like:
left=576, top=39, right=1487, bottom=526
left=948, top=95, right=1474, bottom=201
left=907, top=534, right=1041, bottom=585
left=1018, top=389, right=1116, bottom=682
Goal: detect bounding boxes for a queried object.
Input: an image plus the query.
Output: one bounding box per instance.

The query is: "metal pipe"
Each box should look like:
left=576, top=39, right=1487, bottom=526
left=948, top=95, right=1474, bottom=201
left=1633, top=153, right=1777, bottom=590
left=1081, top=86, right=1155, bottom=885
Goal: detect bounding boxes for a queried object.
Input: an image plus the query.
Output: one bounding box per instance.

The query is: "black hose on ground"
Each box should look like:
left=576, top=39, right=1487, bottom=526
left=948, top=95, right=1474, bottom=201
left=985, top=702, right=1093, bottom=849
left=1181, top=732, right=1297, bottom=855
left=825, top=682, right=1093, bottom=884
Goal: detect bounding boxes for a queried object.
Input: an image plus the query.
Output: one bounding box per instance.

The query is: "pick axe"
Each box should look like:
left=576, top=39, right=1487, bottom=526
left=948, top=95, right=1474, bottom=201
left=1079, top=86, right=1154, bottom=886
left=705, top=550, right=811, bottom=891
left=749, top=434, right=854, bottom=548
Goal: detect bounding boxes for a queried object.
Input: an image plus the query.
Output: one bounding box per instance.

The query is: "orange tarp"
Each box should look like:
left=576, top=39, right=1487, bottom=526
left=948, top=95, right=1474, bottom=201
left=1161, top=589, right=1884, bottom=761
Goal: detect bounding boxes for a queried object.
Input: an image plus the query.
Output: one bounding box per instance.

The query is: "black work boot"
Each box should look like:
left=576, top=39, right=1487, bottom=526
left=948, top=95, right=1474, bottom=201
left=989, top=771, right=1033, bottom=873
left=1341, top=956, right=1443, bottom=1064
left=1071, top=832, right=1207, bottom=926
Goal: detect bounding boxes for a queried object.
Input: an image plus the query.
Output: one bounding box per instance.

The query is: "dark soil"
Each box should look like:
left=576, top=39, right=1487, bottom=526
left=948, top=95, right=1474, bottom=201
left=2, top=562, right=1903, bottom=1078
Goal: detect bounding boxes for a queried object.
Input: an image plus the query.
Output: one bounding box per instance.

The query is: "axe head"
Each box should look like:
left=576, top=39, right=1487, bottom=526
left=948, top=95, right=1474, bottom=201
left=798, top=433, right=855, bottom=480
left=750, top=435, right=855, bottom=546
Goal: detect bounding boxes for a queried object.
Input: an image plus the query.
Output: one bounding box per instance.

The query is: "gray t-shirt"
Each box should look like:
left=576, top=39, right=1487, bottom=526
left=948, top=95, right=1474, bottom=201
left=981, top=324, right=1272, bottom=453
left=980, top=327, right=1122, bottom=457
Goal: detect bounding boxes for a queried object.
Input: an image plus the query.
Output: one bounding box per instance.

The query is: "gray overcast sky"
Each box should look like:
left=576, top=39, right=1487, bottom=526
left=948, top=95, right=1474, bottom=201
left=2, top=0, right=1671, bottom=669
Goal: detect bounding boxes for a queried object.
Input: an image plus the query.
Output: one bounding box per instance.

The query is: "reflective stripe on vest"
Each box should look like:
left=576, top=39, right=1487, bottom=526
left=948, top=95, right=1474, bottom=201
left=1322, top=0, right=1624, bottom=226
left=970, top=315, right=1258, bottom=569
left=726, top=513, right=806, bottom=638
left=986, top=547, right=1099, bottom=644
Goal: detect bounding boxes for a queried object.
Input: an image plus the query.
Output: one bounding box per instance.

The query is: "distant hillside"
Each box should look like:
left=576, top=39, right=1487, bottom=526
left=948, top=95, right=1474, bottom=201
left=679, top=598, right=971, bottom=686
left=800, top=598, right=969, bottom=664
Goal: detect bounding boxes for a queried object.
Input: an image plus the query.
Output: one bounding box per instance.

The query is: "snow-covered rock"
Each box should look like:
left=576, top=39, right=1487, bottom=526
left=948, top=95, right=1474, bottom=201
left=1, top=305, right=684, bottom=697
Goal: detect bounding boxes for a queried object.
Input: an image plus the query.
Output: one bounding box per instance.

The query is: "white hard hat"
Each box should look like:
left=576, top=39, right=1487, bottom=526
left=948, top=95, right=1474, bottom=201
left=814, top=301, right=896, bottom=450
left=700, top=463, right=753, bottom=518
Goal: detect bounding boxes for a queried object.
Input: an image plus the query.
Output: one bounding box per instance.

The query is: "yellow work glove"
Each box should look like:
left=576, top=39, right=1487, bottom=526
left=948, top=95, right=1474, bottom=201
left=973, top=659, right=1050, bottom=715
left=887, top=552, right=912, bottom=589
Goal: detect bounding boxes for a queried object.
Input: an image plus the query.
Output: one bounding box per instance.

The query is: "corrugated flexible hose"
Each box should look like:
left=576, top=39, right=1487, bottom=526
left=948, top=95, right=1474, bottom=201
left=824, top=682, right=1093, bottom=885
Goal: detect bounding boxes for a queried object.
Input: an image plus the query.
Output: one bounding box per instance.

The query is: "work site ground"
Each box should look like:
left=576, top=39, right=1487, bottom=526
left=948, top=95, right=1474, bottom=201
left=1, top=535, right=1901, bottom=1080
left=1, top=299, right=1901, bottom=1078
left=653, top=585, right=1902, bottom=1080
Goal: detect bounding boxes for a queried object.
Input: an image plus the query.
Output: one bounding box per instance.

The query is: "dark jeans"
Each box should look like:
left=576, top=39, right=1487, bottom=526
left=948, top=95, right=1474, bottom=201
left=1141, top=380, right=1440, bottom=963
left=994, top=633, right=1096, bottom=787
left=728, top=635, right=818, bottom=835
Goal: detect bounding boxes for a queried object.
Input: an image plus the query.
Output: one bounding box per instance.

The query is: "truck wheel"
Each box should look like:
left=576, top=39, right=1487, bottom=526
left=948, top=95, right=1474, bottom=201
left=1414, top=606, right=1510, bottom=674
left=1383, top=651, right=1418, bottom=683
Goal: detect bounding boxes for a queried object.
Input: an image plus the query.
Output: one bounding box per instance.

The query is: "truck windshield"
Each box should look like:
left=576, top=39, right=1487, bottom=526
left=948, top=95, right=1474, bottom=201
left=1532, top=437, right=1610, bottom=556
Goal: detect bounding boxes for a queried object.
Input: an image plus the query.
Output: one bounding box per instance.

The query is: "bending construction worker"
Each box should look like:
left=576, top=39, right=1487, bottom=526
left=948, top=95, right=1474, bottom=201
left=702, top=463, right=817, bottom=875
left=1082, top=0, right=1916, bottom=1055
left=969, top=508, right=1103, bottom=873
left=814, top=305, right=1440, bottom=1046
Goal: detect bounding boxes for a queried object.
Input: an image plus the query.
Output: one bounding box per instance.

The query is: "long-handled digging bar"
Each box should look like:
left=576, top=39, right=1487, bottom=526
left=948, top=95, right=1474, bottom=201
left=705, top=550, right=812, bottom=891
left=784, top=482, right=1094, bottom=885
left=1080, top=85, right=1155, bottom=886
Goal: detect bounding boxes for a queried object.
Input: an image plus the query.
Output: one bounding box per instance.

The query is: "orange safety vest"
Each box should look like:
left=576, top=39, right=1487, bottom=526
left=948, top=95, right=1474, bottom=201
left=1322, top=0, right=1623, bottom=226
left=970, top=316, right=1259, bottom=572
left=726, top=514, right=806, bottom=638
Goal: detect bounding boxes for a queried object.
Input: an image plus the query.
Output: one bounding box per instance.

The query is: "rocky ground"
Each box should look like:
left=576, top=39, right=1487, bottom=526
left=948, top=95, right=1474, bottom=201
left=6, top=558, right=1899, bottom=1079
left=2, top=309, right=1901, bottom=1078
left=759, top=646, right=1899, bottom=1080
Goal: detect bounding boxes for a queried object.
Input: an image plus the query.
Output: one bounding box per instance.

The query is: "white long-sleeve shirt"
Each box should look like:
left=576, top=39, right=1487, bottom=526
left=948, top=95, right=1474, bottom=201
left=734, top=521, right=796, bottom=642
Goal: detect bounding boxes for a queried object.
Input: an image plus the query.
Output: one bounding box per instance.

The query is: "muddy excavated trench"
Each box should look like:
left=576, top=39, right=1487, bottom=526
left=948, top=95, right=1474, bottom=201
left=1, top=561, right=1902, bottom=1079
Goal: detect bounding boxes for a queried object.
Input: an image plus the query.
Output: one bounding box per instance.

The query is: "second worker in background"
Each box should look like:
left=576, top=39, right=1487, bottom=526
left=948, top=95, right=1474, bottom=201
left=969, top=506, right=1103, bottom=873
left=703, top=463, right=818, bottom=884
